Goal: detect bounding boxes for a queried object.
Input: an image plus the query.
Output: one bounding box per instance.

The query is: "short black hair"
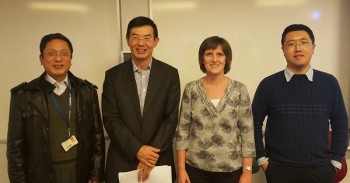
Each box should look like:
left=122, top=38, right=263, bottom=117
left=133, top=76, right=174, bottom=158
left=126, top=16, right=158, bottom=39
left=281, top=24, right=315, bottom=46
left=40, top=33, right=73, bottom=56
left=198, top=36, right=232, bottom=74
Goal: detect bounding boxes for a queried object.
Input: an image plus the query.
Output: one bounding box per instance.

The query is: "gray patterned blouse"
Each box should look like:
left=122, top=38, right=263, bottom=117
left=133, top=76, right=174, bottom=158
left=176, top=78, right=256, bottom=172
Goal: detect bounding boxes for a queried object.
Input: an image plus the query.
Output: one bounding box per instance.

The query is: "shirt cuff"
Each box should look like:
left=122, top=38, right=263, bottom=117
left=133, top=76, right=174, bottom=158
left=331, top=160, right=342, bottom=169
left=257, top=157, right=269, bottom=166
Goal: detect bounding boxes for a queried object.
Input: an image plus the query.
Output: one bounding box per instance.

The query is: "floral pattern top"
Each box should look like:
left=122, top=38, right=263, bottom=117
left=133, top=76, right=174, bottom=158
left=176, top=78, right=256, bottom=172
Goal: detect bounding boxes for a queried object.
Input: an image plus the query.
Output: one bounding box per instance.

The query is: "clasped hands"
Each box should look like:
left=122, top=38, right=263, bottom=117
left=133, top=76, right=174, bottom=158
left=136, top=145, right=160, bottom=182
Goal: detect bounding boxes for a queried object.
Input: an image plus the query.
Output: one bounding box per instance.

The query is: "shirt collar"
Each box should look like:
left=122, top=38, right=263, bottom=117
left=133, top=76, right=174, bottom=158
left=132, top=59, right=152, bottom=72
left=45, top=74, right=69, bottom=87
left=284, top=67, right=313, bottom=82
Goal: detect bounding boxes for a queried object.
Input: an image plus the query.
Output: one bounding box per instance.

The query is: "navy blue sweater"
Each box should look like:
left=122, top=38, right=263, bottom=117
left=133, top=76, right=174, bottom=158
left=253, top=70, right=348, bottom=166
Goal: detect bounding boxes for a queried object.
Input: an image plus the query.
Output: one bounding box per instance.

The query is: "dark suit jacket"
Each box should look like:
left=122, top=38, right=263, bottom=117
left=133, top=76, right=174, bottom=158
left=102, top=58, right=180, bottom=183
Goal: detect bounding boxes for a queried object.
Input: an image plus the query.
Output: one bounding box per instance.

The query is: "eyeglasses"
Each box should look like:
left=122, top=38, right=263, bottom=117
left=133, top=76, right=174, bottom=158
left=284, top=39, right=312, bottom=49
left=43, top=51, right=71, bottom=58
left=130, top=35, right=153, bottom=43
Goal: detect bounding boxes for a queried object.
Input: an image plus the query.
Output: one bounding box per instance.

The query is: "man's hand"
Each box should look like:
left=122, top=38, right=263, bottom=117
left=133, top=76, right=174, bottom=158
left=137, top=145, right=160, bottom=167
left=261, top=161, right=268, bottom=172
left=137, top=162, right=154, bottom=182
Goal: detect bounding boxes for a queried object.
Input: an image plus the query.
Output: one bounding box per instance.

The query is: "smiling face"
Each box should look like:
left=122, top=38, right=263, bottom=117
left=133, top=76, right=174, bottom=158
left=126, top=25, right=159, bottom=64
left=282, top=30, right=315, bottom=74
left=203, top=45, right=226, bottom=76
left=40, top=39, right=72, bottom=82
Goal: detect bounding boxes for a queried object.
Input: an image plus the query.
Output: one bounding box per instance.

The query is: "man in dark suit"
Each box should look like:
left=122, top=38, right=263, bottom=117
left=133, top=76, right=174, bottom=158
left=102, top=16, right=180, bottom=183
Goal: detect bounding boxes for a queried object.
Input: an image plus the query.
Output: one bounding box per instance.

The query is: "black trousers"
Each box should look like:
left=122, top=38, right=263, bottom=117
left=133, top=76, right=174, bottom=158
left=52, top=160, right=76, bottom=183
left=186, top=163, right=242, bottom=183
left=266, top=163, right=336, bottom=183
left=53, top=166, right=76, bottom=183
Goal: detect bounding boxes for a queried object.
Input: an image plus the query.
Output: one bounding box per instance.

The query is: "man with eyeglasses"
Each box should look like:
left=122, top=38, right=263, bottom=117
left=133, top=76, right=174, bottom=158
left=7, top=33, right=105, bottom=183
left=102, top=16, right=180, bottom=183
left=253, top=24, right=348, bottom=183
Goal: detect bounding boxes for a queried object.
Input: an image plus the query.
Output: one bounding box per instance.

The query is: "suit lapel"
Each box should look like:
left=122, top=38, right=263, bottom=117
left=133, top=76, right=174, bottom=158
left=124, top=60, right=142, bottom=120
left=143, top=60, right=161, bottom=117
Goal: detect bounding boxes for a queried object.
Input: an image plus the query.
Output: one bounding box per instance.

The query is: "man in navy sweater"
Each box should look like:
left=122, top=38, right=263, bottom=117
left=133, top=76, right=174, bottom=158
left=253, top=24, right=349, bottom=183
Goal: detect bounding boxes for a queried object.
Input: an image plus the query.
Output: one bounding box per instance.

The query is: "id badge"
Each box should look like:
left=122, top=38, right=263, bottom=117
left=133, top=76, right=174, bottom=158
left=61, top=135, right=79, bottom=152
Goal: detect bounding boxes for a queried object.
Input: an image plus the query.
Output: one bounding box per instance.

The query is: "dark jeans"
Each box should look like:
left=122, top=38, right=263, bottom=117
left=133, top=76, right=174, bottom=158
left=266, top=163, right=336, bottom=183
left=186, top=163, right=242, bottom=183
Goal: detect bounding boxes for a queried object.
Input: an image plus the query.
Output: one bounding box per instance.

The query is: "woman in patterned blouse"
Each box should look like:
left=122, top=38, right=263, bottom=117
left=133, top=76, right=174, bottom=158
left=176, top=36, right=256, bottom=183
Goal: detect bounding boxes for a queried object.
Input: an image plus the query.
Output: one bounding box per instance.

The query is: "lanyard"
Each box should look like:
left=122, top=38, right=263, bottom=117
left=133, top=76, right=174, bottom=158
left=49, top=85, right=72, bottom=137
